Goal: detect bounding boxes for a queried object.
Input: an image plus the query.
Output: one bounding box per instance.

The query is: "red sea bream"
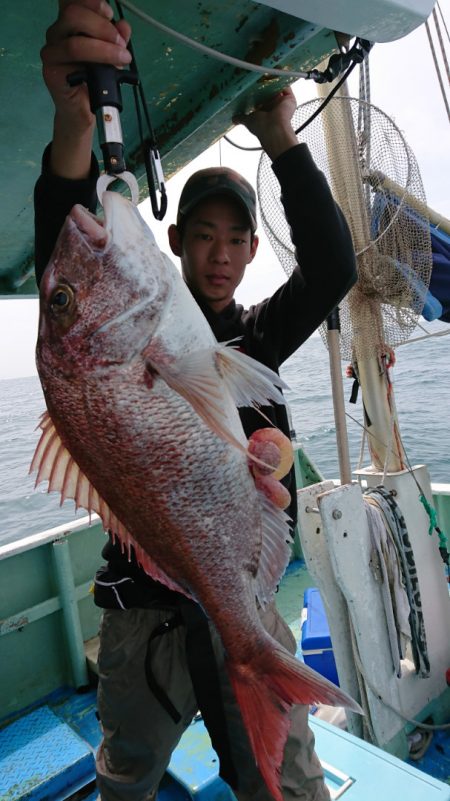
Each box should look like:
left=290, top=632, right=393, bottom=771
left=32, top=192, right=360, bottom=800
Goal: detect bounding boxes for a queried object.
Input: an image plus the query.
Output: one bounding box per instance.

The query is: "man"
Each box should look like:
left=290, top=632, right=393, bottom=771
left=35, top=3, right=357, bottom=800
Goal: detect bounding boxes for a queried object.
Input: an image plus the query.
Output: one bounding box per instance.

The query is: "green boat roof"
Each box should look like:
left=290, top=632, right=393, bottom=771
left=1, top=1, right=340, bottom=297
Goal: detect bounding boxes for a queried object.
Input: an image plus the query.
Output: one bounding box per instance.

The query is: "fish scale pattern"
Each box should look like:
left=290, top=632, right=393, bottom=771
left=0, top=705, right=95, bottom=800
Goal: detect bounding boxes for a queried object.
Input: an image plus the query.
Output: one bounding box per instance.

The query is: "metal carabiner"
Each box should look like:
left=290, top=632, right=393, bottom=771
left=146, top=146, right=167, bottom=220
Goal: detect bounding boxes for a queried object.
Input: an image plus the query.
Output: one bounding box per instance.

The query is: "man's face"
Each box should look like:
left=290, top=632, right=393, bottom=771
left=169, top=196, right=258, bottom=313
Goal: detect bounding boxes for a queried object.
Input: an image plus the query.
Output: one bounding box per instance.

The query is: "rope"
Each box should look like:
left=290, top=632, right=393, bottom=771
left=425, top=17, right=450, bottom=123
left=437, top=1, right=450, bottom=43
left=382, top=410, right=395, bottom=485
left=397, top=328, right=450, bottom=346
left=348, top=621, right=377, bottom=742
left=381, top=350, right=396, bottom=481
left=349, top=619, right=450, bottom=732
left=433, top=6, right=450, bottom=84
left=356, top=424, right=367, bottom=470
left=340, top=487, right=450, bottom=736
left=419, top=493, right=448, bottom=554
left=346, top=397, right=449, bottom=560
left=325, top=483, right=450, bottom=738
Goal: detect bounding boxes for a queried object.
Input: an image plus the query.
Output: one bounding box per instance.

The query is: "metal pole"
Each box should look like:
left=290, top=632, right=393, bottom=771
left=327, top=309, right=352, bottom=485
left=52, top=538, right=89, bottom=687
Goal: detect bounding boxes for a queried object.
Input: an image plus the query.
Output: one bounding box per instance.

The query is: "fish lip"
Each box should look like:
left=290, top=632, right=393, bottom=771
left=70, top=204, right=110, bottom=250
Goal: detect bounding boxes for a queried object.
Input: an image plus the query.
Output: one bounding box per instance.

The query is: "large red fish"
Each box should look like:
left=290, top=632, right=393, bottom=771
left=32, top=193, right=360, bottom=800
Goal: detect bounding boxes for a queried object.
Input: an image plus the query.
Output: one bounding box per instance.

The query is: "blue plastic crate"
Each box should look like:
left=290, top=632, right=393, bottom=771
left=301, top=587, right=339, bottom=686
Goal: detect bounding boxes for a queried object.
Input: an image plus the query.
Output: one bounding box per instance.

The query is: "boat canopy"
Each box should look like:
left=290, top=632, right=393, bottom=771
left=258, top=0, right=436, bottom=43
left=0, top=0, right=436, bottom=298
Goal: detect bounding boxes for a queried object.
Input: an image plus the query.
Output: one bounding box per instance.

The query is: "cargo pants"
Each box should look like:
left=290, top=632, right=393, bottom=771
left=95, top=602, right=331, bottom=801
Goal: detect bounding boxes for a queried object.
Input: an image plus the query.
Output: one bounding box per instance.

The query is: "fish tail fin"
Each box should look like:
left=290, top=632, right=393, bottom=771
left=227, top=641, right=361, bottom=801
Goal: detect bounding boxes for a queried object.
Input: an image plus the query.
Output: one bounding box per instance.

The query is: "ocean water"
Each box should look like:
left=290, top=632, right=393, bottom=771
left=0, top=329, right=449, bottom=547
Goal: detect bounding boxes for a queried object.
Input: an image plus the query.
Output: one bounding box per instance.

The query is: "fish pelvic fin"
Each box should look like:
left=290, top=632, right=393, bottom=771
left=30, top=412, right=193, bottom=599
left=228, top=641, right=362, bottom=801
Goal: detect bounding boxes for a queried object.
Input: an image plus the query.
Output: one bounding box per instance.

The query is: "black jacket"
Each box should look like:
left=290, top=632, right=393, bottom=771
left=34, top=142, right=356, bottom=598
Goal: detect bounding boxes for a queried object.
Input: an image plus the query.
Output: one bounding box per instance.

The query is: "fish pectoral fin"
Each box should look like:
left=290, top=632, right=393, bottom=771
left=147, top=349, right=251, bottom=456
left=214, top=343, right=287, bottom=408
left=148, top=344, right=287, bottom=457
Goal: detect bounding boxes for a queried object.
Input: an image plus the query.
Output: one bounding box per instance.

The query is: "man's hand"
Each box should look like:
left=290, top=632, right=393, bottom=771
left=40, top=0, right=132, bottom=179
left=233, top=86, right=298, bottom=162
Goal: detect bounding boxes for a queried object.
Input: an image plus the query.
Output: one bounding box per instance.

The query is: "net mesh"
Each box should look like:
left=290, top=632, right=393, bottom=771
left=257, top=96, right=433, bottom=361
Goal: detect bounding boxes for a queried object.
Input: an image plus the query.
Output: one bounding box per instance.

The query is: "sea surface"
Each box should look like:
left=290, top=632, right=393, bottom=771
left=0, top=328, right=449, bottom=547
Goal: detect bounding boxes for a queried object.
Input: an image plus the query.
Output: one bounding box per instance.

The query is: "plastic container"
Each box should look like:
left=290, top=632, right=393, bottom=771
left=301, top=587, right=339, bottom=686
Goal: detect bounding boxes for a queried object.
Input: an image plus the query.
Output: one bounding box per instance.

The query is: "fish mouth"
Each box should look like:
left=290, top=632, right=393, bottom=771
left=69, top=191, right=151, bottom=253
left=70, top=205, right=110, bottom=250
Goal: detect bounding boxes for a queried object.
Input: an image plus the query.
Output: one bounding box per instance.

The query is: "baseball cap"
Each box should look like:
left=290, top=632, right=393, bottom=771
left=177, top=166, right=257, bottom=232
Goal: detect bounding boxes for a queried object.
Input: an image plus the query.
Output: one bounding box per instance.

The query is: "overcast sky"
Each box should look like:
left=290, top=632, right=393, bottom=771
left=1, top=7, right=448, bottom=379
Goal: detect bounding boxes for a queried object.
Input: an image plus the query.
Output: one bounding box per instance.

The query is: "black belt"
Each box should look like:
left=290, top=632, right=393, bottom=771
left=144, top=599, right=239, bottom=790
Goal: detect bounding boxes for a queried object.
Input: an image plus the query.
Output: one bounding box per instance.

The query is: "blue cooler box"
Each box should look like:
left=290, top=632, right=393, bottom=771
left=301, top=587, right=339, bottom=686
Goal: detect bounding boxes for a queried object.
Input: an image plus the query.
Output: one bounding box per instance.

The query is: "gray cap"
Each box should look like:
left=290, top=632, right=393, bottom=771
left=177, top=166, right=257, bottom=232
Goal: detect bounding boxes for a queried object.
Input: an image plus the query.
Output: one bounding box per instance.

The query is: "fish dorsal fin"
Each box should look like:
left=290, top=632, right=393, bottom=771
left=147, top=342, right=286, bottom=458
left=30, top=411, right=192, bottom=599
left=254, top=492, right=293, bottom=608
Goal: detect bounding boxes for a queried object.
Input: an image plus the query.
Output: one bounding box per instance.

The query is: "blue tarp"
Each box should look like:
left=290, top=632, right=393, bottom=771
left=429, top=224, right=450, bottom=323
left=371, top=192, right=450, bottom=324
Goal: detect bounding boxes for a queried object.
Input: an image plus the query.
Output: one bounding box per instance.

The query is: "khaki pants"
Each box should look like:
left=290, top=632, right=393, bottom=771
left=96, top=603, right=330, bottom=801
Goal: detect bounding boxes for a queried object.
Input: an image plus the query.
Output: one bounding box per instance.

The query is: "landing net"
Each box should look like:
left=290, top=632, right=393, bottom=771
left=257, top=97, right=433, bottom=360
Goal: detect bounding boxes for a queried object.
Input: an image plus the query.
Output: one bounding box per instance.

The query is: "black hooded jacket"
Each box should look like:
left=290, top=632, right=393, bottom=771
left=34, top=142, right=357, bottom=598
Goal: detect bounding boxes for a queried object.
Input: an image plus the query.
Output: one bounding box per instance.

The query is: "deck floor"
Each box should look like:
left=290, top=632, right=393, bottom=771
left=2, top=559, right=450, bottom=799
left=59, top=560, right=450, bottom=792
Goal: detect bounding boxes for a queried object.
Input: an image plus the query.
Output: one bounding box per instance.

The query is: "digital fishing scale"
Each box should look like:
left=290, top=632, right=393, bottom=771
left=67, top=0, right=167, bottom=218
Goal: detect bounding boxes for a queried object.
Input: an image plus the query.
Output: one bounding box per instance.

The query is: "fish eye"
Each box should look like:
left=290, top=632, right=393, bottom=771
left=50, top=285, right=74, bottom=312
